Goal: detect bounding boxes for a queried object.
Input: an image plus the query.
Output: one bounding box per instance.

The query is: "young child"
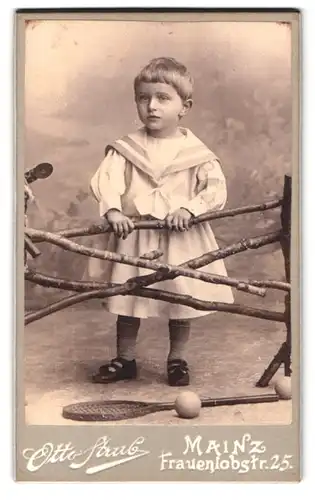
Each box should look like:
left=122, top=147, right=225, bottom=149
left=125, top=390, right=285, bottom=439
left=89, top=57, right=234, bottom=386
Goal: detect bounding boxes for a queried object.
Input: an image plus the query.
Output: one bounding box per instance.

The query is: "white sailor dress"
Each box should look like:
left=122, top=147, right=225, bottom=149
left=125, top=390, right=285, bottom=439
left=88, top=127, right=234, bottom=319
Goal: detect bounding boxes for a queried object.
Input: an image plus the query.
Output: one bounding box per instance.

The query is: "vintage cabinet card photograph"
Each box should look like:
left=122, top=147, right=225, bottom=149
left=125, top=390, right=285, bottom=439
left=15, top=8, right=300, bottom=482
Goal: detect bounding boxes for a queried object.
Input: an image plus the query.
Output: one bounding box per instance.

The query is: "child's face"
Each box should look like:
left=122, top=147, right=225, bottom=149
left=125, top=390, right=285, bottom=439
left=135, top=81, right=192, bottom=137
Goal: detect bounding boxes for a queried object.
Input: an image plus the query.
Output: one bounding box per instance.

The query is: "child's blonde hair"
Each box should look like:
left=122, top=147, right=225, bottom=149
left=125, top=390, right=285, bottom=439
left=134, top=57, right=194, bottom=101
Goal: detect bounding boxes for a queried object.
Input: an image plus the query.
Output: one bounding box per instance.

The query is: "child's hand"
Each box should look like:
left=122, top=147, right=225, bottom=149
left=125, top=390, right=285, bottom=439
left=165, top=208, right=193, bottom=232
left=106, top=209, right=135, bottom=239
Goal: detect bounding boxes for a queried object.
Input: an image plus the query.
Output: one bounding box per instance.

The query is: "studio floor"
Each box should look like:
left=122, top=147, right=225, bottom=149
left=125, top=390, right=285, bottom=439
left=23, top=298, right=292, bottom=427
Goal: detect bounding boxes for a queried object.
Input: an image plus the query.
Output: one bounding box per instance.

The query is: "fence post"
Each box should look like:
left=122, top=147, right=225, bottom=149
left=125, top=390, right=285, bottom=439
left=256, top=175, right=291, bottom=387
left=281, top=175, right=292, bottom=376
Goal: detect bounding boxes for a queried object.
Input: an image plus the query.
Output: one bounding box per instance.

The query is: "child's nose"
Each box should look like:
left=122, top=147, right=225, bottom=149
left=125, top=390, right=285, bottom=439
left=148, top=97, right=158, bottom=110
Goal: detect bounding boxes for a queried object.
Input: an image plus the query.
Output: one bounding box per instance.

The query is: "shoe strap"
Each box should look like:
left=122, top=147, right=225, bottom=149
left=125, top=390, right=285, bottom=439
left=111, top=359, right=124, bottom=369
left=168, top=359, right=189, bottom=374
left=168, top=359, right=188, bottom=368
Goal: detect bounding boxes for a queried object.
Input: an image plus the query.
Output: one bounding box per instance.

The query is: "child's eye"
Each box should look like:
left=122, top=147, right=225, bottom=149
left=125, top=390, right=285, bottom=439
left=158, top=95, right=170, bottom=101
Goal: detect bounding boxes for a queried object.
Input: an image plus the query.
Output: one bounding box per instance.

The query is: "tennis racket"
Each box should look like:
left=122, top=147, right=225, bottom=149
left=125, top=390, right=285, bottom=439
left=62, top=393, right=279, bottom=422
left=25, top=162, right=53, bottom=184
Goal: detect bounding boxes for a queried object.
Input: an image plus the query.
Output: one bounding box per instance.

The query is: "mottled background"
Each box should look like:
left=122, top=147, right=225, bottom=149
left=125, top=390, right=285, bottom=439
left=23, top=20, right=294, bottom=426
left=24, top=20, right=291, bottom=307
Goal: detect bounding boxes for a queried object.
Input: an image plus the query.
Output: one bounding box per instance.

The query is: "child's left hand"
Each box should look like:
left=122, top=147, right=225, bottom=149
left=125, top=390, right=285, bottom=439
left=165, top=208, right=193, bottom=232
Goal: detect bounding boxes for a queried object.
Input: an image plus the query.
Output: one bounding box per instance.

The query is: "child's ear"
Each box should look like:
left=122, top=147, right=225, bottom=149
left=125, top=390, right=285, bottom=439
left=179, top=99, right=193, bottom=117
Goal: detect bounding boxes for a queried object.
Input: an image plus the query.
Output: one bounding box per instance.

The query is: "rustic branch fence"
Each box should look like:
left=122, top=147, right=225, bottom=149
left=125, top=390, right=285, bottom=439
left=24, top=163, right=292, bottom=388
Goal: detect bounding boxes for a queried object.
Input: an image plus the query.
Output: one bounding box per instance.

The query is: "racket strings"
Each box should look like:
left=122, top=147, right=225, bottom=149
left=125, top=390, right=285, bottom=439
left=62, top=400, right=162, bottom=421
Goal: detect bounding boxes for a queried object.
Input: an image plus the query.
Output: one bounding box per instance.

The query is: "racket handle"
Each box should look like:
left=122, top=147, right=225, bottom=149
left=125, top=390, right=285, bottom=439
left=201, top=393, right=280, bottom=408
left=154, top=402, right=175, bottom=411
left=155, top=394, right=279, bottom=412
left=25, top=163, right=53, bottom=184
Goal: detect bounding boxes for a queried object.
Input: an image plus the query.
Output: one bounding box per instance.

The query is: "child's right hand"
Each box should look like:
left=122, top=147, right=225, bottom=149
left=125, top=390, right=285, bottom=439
left=106, top=209, right=135, bottom=239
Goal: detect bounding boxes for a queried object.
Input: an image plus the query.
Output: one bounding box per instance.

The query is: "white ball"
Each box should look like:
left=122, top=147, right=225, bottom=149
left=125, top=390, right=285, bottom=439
left=175, top=391, right=201, bottom=419
left=274, top=376, right=292, bottom=400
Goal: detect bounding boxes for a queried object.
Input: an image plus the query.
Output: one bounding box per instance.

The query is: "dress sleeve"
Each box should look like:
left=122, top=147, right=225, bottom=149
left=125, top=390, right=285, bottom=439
left=183, top=160, right=228, bottom=217
left=90, top=149, right=127, bottom=217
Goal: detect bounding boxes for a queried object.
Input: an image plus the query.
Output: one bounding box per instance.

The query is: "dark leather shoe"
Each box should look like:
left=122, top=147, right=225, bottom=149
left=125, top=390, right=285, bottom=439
left=92, top=357, right=137, bottom=384
left=167, top=359, right=190, bottom=386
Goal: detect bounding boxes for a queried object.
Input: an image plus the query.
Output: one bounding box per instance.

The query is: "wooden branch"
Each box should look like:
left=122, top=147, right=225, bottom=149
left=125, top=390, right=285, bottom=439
left=25, top=228, right=266, bottom=297
left=280, top=175, right=292, bottom=376
left=24, top=277, right=285, bottom=326
left=24, top=235, right=41, bottom=258
left=193, top=198, right=282, bottom=224
left=25, top=269, right=112, bottom=292
left=108, top=231, right=284, bottom=294
left=183, top=231, right=281, bottom=269
left=180, top=232, right=290, bottom=289
left=25, top=227, right=288, bottom=345
left=246, top=279, right=290, bottom=292
left=26, top=268, right=290, bottom=296
left=26, top=226, right=285, bottom=301
left=139, top=249, right=163, bottom=260
left=30, top=199, right=282, bottom=241
left=256, top=176, right=292, bottom=387
left=135, top=289, right=285, bottom=323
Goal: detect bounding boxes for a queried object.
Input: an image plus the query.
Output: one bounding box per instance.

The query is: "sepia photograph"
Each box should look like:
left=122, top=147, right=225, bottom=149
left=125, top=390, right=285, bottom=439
left=17, top=10, right=300, bottom=482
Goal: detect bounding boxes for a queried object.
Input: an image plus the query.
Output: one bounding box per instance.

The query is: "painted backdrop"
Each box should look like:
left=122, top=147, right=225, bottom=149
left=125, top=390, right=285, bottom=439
left=23, top=21, right=292, bottom=307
